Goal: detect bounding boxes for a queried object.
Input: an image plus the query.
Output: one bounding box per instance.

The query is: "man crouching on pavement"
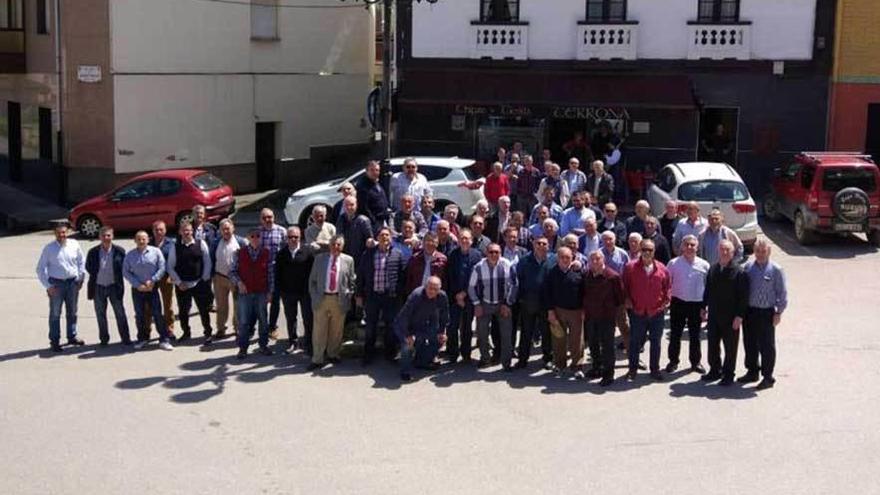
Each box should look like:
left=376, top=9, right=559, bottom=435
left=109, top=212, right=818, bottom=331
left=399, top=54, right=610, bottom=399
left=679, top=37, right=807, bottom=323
left=394, top=276, right=449, bottom=382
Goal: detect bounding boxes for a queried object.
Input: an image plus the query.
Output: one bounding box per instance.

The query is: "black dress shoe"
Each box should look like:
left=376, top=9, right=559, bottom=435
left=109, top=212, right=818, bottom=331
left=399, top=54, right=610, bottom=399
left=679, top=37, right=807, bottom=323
left=236, top=349, right=247, bottom=360
left=665, top=362, right=678, bottom=373
left=650, top=371, right=664, bottom=381
left=306, top=362, right=324, bottom=371
left=50, top=343, right=63, bottom=353
left=477, top=359, right=491, bottom=369
left=328, top=357, right=341, bottom=365
left=691, top=364, right=707, bottom=374
left=502, top=364, right=514, bottom=372
left=701, top=371, right=722, bottom=382
left=586, top=368, right=603, bottom=379
left=68, top=337, right=85, bottom=346
left=718, top=376, right=734, bottom=386
left=626, top=369, right=637, bottom=381
left=514, top=360, right=528, bottom=369
left=203, top=336, right=214, bottom=346
left=178, top=331, right=192, bottom=342
left=756, top=378, right=776, bottom=390
left=637, top=360, right=648, bottom=371
left=737, top=371, right=760, bottom=383
left=99, top=341, right=109, bottom=348
left=599, top=376, right=614, bottom=387
left=258, top=347, right=273, bottom=356
left=121, top=339, right=133, bottom=346
left=400, top=372, right=412, bottom=382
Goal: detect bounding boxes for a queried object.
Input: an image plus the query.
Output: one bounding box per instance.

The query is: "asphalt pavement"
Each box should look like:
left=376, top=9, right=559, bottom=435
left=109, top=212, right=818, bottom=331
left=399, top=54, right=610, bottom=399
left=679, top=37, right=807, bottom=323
left=1, top=221, right=879, bottom=494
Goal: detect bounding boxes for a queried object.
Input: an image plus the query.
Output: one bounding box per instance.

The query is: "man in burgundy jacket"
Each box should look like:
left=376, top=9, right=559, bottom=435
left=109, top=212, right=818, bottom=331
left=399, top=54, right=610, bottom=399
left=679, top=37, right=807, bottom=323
left=230, top=228, right=273, bottom=359
left=404, top=232, right=448, bottom=294
left=622, top=238, right=671, bottom=381
left=583, top=249, right=625, bottom=386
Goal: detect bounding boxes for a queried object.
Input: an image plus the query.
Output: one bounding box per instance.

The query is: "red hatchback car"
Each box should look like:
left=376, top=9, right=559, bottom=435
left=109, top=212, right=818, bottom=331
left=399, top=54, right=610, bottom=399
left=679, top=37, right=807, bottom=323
left=69, top=169, right=235, bottom=238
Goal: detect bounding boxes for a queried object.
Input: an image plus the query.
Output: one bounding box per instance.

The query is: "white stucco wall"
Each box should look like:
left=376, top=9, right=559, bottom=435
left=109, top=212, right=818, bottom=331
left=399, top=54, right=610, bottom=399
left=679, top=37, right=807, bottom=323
left=109, top=0, right=374, bottom=173
left=412, top=0, right=817, bottom=60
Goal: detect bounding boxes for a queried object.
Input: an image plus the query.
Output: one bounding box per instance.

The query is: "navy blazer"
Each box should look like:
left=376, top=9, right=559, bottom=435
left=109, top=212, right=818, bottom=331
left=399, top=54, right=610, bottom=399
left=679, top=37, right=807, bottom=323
left=85, top=244, right=126, bottom=300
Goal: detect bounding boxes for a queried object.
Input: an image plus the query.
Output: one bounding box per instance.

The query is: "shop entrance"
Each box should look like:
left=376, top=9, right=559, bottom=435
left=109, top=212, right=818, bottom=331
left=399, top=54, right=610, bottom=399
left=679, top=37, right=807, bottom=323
left=865, top=103, right=880, bottom=162
left=698, top=107, right=739, bottom=167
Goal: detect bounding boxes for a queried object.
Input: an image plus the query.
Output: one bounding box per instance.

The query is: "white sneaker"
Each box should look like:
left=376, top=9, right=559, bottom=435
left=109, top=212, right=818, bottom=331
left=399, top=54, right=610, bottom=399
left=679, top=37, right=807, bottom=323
left=574, top=370, right=585, bottom=380
left=159, top=341, right=174, bottom=351
left=133, top=341, right=147, bottom=350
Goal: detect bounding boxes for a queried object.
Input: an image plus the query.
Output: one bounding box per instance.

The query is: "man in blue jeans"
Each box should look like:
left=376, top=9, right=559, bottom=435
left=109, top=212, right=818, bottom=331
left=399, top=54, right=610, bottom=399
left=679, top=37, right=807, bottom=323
left=85, top=226, right=130, bottom=346
left=123, top=231, right=174, bottom=351
left=232, top=228, right=274, bottom=359
left=36, top=222, right=86, bottom=352
left=356, top=227, right=406, bottom=365
left=622, top=239, right=671, bottom=381
left=394, top=276, right=449, bottom=382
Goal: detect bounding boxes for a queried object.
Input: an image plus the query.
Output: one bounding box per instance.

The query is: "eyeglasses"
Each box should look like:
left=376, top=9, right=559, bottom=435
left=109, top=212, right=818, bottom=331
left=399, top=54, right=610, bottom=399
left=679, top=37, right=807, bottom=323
left=287, top=235, right=299, bottom=239
left=405, top=166, right=416, bottom=170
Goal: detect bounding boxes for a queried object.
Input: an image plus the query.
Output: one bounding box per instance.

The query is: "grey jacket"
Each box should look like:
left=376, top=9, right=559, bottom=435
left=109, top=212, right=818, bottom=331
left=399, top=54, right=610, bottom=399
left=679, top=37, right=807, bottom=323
left=309, top=252, right=357, bottom=314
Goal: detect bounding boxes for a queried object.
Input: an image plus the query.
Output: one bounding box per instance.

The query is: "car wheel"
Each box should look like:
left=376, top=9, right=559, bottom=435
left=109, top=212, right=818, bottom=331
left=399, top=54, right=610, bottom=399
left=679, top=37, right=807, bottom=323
left=762, top=194, right=782, bottom=221
left=77, top=215, right=102, bottom=239
left=794, top=211, right=816, bottom=245
left=176, top=210, right=195, bottom=229
left=868, top=230, right=880, bottom=248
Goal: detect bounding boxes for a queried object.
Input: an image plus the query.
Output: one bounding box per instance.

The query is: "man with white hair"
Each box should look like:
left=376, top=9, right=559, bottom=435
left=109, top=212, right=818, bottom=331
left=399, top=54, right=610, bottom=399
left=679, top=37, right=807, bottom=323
left=672, top=201, right=708, bottom=255
left=390, top=157, right=432, bottom=209
left=702, top=239, right=749, bottom=386
left=698, top=209, right=743, bottom=265
left=486, top=195, right=512, bottom=243
left=627, top=232, right=644, bottom=261
left=305, top=205, right=337, bottom=253
left=740, top=238, right=787, bottom=390
left=665, top=234, right=710, bottom=374
left=191, top=204, right=217, bottom=246
left=560, top=157, right=587, bottom=196
left=626, top=200, right=653, bottom=237
left=542, top=218, right=560, bottom=251
left=210, top=218, right=246, bottom=340
left=469, top=243, right=519, bottom=370
left=392, top=194, right=428, bottom=237
left=394, top=276, right=449, bottom=382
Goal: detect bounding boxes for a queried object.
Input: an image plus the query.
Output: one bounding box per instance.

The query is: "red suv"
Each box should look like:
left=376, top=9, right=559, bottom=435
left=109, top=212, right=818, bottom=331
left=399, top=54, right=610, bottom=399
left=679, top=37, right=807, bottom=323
left=69, top=169, right=235, bottom=238
left=764, top=152, right=880, bottom=245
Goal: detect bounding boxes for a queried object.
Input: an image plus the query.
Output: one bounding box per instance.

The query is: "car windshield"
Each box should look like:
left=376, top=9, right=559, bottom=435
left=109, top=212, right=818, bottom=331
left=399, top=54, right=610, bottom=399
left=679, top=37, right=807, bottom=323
left=191, top=173, right=226, bottom=191
left=822, top=167, right=877, bottom=193
left=678, top=180, right=749, bottom=202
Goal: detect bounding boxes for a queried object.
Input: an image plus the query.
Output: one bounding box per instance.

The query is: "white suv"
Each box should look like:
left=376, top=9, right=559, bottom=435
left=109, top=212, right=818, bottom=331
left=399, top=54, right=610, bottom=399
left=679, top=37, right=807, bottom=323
left=646, top=162, right=759, bottom=248
left=284, top=157, right=486, bottom=227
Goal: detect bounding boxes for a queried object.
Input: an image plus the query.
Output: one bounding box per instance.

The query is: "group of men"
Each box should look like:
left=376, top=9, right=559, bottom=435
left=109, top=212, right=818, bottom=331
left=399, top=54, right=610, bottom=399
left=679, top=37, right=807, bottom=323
left=35, top=157, right=787, bottom=388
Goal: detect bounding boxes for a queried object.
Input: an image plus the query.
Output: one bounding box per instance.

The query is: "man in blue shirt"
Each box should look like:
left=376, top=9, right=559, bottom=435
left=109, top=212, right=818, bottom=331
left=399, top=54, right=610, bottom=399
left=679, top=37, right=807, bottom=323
left=395, top=276, right=449, bottom=382
left=516, top=236, right=556, bottom=369
left=445, top=229, right=484, bottom=363
left=124, top=231, right=174, bottom=351
left=740, top=238, right=788, bottom=390
left=36, top=223, right=86, bottom=352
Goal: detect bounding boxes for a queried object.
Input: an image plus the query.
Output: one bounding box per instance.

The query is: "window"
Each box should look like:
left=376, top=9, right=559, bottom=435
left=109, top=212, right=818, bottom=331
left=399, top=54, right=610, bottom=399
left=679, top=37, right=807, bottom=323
left=156, top=179, right=182, bottom=196
left=677, top=180, right=749, bottom=202
left=783, top=163, right=801, bottom=180
left=585, top=0, right=627, bottom=23
left=0, top=0, right=23, bottom=29
left=191, top=173, right=226, bottom=192
left=800, top=165, right=815, bottom=190
left=480, top=0, right=520, bottom=23
left=697, top=0, right=740, bottom=23
left=251, top=0, right=279, bottom=40
left=36, top=0, right=48, bottom=34
left=419, top=165, right=451, bottom=181
left=656, top=168, right=677, bottom=193
left=113, top=180, right=156, bottom=201
left=822, top=168, right=877, bottom=193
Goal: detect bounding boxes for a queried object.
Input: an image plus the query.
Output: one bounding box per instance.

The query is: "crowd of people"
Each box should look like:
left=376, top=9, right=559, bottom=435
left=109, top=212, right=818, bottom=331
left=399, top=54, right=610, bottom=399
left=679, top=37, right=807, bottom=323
left=35, top=156, right=787, bottom=389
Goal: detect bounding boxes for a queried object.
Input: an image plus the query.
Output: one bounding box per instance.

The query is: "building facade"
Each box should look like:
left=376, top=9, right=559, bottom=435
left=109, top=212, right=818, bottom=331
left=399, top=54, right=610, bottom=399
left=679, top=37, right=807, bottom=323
left=827, top=0, right=880, bottom=160
left=396, top=0, right=835, bottom=196
left=0, top=0, right=376, bottom=202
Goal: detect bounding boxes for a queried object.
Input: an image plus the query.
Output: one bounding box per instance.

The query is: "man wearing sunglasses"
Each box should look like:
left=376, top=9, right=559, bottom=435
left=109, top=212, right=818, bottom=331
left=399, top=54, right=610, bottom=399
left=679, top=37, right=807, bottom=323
left=622, top=239, right=671, bottom=381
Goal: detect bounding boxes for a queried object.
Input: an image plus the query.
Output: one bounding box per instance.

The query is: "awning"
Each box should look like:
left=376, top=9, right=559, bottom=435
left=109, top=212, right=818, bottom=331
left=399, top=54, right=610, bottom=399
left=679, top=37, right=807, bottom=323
left=398, top=70, right=697, bottom=110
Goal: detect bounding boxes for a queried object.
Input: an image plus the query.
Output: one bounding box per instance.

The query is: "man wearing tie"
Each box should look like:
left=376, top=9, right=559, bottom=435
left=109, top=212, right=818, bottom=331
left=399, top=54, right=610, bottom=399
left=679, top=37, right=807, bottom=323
left=308, top=235, right=356, bottom=370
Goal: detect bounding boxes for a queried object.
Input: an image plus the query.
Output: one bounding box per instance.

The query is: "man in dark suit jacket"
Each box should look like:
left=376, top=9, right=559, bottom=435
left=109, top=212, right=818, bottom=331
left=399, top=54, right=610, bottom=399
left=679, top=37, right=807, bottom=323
left=485, top=196, right=513, bottom=243
left=404, top=232, right=448, bottom=294
left=598, top=202, right=628, bottom=248
left=85, top=226, right=130, bottom=345
left=585, top=160, right=615, bottom=208
left=275, top=226, right=315, bottom=355
left=356, top=227, right=407, bottom=364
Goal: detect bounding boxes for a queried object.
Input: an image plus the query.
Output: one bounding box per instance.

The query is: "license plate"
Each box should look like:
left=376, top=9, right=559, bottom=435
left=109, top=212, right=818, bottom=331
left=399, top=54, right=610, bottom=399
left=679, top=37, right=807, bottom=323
left=833, top=223, right=863, bottom=232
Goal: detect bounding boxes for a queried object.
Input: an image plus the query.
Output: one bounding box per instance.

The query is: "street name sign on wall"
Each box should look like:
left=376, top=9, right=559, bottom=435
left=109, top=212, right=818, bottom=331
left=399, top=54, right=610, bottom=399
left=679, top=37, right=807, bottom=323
left=77, top=65, right=102, bottom=83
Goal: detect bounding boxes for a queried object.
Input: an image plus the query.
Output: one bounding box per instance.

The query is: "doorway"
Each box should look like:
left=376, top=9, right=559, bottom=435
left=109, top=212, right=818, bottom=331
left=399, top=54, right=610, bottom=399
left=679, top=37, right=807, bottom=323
left=698, top=107, right=739, bottom=167
left=7, top=101, right=21, bottom=182
left=255, top=122, right=276, bottom=191
left=865, top=103, right=880, bottom=162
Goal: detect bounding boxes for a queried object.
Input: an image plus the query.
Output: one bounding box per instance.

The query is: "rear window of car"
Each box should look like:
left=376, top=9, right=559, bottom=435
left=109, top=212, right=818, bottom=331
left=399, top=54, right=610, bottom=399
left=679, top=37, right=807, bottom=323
left=821, top=167, right=877, bottom=193
left=191, top=173, right=226, bottom=192
left=419, top=165, right=451, bottom=181
left=463, top=164, right=481, bottom=181
left=678, top=180, right=749, bottom=202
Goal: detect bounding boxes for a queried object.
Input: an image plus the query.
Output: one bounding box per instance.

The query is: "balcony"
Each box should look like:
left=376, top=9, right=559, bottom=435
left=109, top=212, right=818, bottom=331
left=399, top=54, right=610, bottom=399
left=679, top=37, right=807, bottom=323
left=470, top=22, right=529, bottom=60
left=576, top=21, right=638, bottom=61
left=0, top=29, right=25, bottom=73
left=686, top=22, right=751, bottom=61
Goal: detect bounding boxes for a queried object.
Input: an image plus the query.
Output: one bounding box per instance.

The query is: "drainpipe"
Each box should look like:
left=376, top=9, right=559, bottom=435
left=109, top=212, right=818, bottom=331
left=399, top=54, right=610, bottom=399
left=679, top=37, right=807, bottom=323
left=54, top=0, right=65, bottom=204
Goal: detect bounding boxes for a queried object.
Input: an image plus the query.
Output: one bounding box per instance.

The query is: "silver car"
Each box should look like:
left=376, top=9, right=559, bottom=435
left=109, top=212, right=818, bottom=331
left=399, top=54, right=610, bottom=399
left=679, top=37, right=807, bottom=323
left=647, top=162, right=759, bottom=248
left=284, top=157, right=485, bottom=227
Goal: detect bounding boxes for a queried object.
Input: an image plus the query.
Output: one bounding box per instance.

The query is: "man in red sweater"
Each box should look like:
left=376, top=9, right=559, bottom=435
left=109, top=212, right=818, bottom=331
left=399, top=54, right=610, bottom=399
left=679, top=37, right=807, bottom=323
left=484, top=161, right=510, bottom=209
left=231, top=228, right=273, bottom=359
left=622, top=238, right=671, bottom=381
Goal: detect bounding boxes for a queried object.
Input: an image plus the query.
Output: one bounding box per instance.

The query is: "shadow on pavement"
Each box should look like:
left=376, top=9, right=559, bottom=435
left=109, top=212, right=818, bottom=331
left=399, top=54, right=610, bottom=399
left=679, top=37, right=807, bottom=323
left=760, top=220, right=878, bottom=259
left=669, top=379, right=758, bottom=400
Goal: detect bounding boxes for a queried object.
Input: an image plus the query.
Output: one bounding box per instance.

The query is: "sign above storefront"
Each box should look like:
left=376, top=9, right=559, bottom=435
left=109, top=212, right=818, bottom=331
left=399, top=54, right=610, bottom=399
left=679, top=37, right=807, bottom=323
left=451, top=103, right=631, bottom=123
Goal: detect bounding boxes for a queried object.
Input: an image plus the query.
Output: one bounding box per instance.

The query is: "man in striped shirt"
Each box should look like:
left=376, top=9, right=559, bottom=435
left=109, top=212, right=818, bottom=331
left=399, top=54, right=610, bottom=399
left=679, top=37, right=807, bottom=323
left=468, top=244, right=519, bottom=371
